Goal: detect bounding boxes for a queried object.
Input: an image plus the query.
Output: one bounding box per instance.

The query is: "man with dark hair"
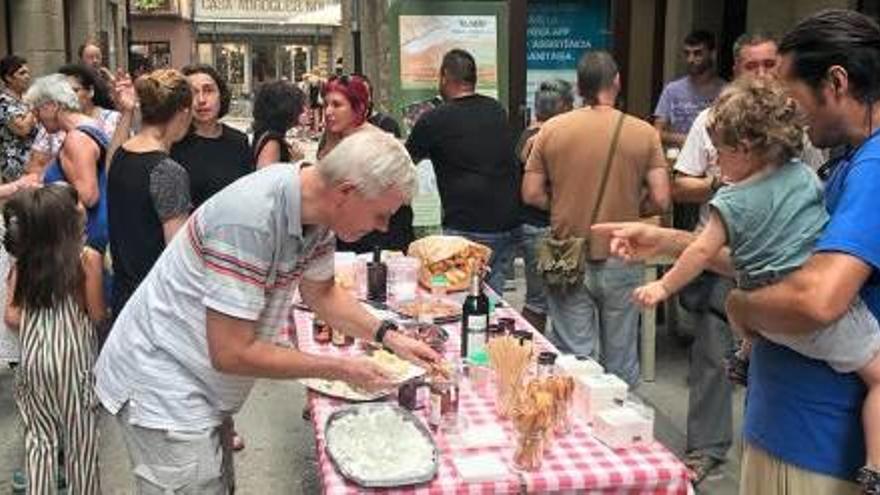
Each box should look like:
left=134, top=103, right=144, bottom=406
left=723, top=9, right=880, bottom=494
left=654, top=29, right=726, bottom=149
left=406, top=48, right=520, bottom=295
left=522, top=50, right=670, bottom=386
left=79, top=41, right=103, bottom=70
left=667, top=30, right=783, bottom=486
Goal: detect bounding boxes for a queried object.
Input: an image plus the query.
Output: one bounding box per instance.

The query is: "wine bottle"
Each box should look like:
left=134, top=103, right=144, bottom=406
left=461, top=270, right=489, bottom=358
left=367, top=246, right=387, bottom=303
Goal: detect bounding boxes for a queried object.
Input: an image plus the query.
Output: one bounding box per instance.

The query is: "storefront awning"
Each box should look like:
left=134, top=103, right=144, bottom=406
left=194, top=0, right=341, bottom=25
left=195, top=21, right=336, bottom=37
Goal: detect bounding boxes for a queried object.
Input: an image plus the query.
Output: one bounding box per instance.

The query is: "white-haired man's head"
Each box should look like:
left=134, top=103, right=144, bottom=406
left=316, top=128, right=417, bottom=242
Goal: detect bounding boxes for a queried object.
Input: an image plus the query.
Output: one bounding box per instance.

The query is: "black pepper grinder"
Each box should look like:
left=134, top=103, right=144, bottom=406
left=367, top=245, right=387, bottom=303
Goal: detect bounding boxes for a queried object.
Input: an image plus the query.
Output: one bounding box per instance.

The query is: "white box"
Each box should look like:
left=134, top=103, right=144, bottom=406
left=452, top=453, right=510, bottom=483
left=557, top=355, right=604, bottom=378
left=593, top=405, right=654, bottom=449
left=572, top=373, right=628, bottom=422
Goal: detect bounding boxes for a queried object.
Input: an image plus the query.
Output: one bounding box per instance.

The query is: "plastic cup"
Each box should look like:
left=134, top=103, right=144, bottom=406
left=387, top=256, right=421, bottom=302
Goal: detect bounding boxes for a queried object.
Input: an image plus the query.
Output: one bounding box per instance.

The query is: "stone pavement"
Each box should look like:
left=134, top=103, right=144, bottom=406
left=0, top=271, right=743, bottom=494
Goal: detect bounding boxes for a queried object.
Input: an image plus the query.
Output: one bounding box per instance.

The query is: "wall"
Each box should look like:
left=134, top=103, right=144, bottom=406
left=746, top=0, right=855, bottom=34
left=131, top=18, right=195, bottom=69
left=9, top=0, right=66, bottom=75
left=626, top=0, right=657, bottom=119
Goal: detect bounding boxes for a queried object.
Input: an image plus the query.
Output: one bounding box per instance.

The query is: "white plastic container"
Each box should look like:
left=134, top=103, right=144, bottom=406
left=557, top=355, right=604, bottom=378
left=592, top=402, right=655, bottom=449
left=572, top=373, right=628, bottom=422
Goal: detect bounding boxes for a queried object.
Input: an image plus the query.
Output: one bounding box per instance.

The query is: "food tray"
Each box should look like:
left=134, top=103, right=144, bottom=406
left=299, top=378, right=390, bottom=402
left=324, top=403, right=439, bottom=488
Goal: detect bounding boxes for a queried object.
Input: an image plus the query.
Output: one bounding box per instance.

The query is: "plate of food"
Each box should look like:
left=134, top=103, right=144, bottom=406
left=392, top=298, right=462, bottom=322
left=325, top=403, right=439, bottom=487
left=407, top=235, right=491, bottom=292
left=300, top=350, right=425, bottom=402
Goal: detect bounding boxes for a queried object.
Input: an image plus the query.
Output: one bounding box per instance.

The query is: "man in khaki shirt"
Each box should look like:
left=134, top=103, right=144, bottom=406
left=523, top=50, right=670, bottom=385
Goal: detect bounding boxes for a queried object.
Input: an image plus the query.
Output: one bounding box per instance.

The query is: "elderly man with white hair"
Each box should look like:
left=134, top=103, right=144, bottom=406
left=95, top=128, right=440, bottom=494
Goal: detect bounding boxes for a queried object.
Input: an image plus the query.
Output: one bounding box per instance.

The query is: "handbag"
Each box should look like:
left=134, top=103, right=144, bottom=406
left=537, top=110, right=626, bottom=290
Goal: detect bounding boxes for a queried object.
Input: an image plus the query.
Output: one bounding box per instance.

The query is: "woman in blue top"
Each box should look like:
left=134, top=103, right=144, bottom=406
left=25, top=74, right=109, bottom=252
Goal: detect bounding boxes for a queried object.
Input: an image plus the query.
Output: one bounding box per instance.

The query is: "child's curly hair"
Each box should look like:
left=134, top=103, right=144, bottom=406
left=708, top=76, right=804, bottom=167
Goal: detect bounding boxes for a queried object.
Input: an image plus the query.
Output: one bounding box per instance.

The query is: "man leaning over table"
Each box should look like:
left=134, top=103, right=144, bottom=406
left=95, top=129, right=441, bottom=494
left=595, top=10, right=880, bottom=494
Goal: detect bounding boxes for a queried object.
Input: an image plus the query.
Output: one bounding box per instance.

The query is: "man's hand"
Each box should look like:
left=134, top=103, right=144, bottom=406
left=633, top=281, right=669, bottom=307
left=342, top=357, right=394, bottom=392
left=592, top=222, right=671, bottom=262
left=287, top=141, right=305, bottom=162
left=383, top=331, right=442, bottom=370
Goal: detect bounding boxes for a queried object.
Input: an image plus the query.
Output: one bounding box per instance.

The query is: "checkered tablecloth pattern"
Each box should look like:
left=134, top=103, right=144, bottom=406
left=295, top=305, right=693, bottom=494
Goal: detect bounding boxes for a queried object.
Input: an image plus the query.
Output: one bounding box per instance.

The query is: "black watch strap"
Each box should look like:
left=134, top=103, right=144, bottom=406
left=374, top=319, right=398, bottom=344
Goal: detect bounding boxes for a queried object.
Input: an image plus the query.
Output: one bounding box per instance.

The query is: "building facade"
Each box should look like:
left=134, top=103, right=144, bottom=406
left=193, top=0, right=342, bottom=105
left=0, top=0, right=128, bottom=76
left=130, top=0, right=196, bottom=72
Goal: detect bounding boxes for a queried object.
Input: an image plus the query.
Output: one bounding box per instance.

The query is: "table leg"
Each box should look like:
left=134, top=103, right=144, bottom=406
left=641, top=264, right=658, bottom=382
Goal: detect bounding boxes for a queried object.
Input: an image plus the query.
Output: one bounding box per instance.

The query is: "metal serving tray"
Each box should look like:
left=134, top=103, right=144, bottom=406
left=324, top=403, right=439, bottom=488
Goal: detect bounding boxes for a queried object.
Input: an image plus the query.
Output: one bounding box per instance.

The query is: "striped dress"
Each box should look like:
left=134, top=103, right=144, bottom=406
left=16, top=296, right=99, bottom=494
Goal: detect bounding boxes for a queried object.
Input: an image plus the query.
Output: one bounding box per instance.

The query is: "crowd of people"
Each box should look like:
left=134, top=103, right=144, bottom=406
left=0, top=7, right=878, bottom=495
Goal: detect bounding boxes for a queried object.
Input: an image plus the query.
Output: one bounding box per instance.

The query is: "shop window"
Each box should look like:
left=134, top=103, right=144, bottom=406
left=130, top=41, right=171, bottom=74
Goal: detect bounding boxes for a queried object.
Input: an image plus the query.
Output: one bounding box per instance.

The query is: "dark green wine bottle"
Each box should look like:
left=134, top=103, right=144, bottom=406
left=461, top=270, right=489, bottom=359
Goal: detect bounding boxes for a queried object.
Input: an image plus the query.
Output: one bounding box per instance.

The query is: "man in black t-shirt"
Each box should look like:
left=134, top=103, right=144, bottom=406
left=405, top=49, right=520, bottom=295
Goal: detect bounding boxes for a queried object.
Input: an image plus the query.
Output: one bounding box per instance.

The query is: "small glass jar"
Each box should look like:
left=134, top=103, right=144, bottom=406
left=398, top=377, right=426, bottom=411
left=430, top=274, right=449, bottom=303
left=429, top=362, right=461, bottom=433
left=514, top=430, right=545, bottom=471
left=486, top=323, right=506, bottom=342
left=313, top=319, right=331, bottom=344
left=512, top=329, right=534, bottom=347
left=497, top=317, right=516, bottom=334
left=331, top=326, right=354, bottom=347
left=467, top=350, right=494, bottom=399
left=537, top=351, right=558, bottom=378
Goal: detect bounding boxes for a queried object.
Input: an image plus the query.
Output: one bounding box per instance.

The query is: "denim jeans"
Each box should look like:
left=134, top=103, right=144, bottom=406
left=443, top=227, right=518, bottom=296
left=546, top=257, right=643, bottom=386
left=686, top=274, right=736, bottom=461
left=519, top=224, right=550, bottom=314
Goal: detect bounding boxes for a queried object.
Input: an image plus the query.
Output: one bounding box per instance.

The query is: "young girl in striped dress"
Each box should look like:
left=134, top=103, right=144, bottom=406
left=4, top=183, right=105, bottom=494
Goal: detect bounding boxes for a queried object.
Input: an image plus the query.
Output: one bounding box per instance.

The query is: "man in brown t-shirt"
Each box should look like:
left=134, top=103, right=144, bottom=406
left=523, top=50, right=670, bottom=386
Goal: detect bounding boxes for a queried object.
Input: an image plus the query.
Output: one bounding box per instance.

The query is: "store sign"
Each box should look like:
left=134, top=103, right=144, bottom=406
left=195, top=0, right=341, bottom=24
left=526, top=1, right=609, bottom=115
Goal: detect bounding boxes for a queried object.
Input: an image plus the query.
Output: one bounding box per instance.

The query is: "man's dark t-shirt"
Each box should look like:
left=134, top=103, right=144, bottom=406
left=406, top=94, right=519, bottom=233
left=171, top=125, right=254, bottom=208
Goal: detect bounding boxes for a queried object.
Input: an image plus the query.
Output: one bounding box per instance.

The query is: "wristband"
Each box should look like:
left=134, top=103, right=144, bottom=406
left=374, top=319, right=398, bottom=345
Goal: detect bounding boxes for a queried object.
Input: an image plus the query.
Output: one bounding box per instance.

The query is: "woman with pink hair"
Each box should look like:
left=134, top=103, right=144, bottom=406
left=318, top=74, right=414, bottom=253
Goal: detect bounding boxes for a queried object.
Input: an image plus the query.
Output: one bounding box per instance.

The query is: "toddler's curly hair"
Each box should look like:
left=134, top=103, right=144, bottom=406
left=708, top=76, right=804, bottom=167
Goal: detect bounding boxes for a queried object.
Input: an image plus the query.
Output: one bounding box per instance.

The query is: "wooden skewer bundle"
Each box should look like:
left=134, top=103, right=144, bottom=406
left=487, top=336, right=533, bottom=418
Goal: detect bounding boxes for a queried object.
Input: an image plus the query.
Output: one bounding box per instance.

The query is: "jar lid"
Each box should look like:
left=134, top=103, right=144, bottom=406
left=468, top=350, right=490, bottom=366
left=537, top=351, right=558, bottom=365
left=512, top=329, right=533, bottom=344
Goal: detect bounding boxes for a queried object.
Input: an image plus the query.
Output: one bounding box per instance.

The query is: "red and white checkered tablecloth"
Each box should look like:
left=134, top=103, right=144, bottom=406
left=294, top=305, right=693, bottom=495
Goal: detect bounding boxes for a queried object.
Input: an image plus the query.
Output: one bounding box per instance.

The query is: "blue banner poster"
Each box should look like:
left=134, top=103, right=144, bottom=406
left=526, top=1, right=610, bottom=117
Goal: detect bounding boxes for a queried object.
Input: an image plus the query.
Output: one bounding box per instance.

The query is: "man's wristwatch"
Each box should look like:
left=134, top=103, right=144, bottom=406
left=374, top=319, right=399, bottom=345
